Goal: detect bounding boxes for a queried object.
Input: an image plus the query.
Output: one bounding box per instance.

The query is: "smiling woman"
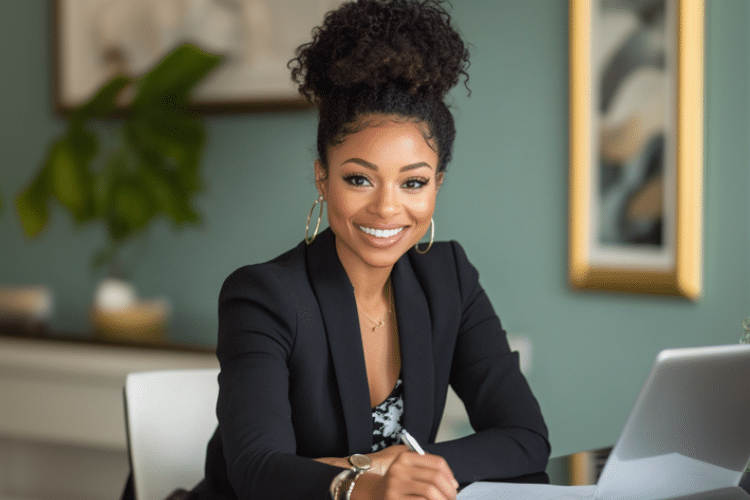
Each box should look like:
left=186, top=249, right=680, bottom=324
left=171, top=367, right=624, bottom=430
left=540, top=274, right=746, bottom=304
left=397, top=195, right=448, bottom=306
left=183, top=1, right=551, bottom=500
left=318, top=118, right=441, bottom=274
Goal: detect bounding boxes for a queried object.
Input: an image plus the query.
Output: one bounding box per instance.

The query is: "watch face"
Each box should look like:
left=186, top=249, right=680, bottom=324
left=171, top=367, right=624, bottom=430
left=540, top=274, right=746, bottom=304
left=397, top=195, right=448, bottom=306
left=349, top=453, right=372, bottom=470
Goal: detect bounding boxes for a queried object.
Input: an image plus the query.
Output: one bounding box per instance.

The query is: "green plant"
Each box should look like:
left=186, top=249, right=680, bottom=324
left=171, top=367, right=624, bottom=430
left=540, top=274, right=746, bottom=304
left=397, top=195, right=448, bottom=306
left=16, top=44, right=222, bottom=276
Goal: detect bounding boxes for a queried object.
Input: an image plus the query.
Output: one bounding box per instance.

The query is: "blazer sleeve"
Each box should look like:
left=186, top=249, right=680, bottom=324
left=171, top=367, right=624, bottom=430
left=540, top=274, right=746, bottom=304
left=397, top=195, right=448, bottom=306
left=215, top=265, right=343, bottom=500
left=422, top=242, right=551, bottom=484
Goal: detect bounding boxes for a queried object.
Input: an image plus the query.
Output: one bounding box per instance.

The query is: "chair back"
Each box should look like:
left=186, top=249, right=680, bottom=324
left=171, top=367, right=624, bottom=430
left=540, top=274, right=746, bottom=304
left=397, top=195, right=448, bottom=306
left=124, top=368, right=220, bottom=500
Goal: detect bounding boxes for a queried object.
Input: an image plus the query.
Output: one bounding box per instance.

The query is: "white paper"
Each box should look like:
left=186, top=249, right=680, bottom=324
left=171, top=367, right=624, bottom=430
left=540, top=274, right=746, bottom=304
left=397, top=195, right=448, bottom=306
left=457, top=482, right=596, bottom=500
left=456, top=482, right=750, bottom=500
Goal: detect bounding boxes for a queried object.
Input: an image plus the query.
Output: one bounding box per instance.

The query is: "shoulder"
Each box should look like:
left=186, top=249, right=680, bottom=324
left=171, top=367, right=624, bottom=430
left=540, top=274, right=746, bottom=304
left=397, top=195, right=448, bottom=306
left=217, top=241, right=311, bottom=357
left=406, top=240, right=477, bottom=280
left=220, top=241, right=308, bottom=301
left=406, top=241, right=479, bottom=302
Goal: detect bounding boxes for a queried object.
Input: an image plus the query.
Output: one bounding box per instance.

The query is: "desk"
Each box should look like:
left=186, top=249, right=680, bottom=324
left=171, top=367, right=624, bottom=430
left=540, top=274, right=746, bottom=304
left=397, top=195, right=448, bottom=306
left=0, top=333, right=218, bottom=500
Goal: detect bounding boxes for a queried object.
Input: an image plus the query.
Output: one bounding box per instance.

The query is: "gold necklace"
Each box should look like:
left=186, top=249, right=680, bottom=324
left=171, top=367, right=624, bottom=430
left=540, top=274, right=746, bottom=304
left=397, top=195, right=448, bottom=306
left=357, top=281, right=393, bottom=332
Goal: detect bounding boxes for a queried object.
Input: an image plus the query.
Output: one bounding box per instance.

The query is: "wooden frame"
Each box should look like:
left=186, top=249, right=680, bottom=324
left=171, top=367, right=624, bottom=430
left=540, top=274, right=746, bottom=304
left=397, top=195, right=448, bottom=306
left=53, top=0, right=346, bottom=113
left=568, top=447, right=612, bottom=486
left=568, top=0, right=703, bottom=299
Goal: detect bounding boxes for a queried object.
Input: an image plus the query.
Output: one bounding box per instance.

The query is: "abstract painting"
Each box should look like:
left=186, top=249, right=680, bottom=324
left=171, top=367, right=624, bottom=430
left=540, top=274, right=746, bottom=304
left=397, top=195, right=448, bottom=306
left=568, top=0, right=703, bottom=299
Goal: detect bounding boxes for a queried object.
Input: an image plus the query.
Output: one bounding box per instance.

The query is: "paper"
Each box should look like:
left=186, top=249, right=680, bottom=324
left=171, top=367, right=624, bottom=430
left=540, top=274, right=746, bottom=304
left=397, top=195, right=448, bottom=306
left=457, top=482, right=596, bottom=500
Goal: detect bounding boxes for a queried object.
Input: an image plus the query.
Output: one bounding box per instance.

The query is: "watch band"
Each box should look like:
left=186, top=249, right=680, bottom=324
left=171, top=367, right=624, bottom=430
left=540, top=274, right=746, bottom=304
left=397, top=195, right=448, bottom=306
left=330, top=454, right=372, bottom=500
left=344, top=468, right=365, bottom=500
left=344, top=454, right=371, bottom=500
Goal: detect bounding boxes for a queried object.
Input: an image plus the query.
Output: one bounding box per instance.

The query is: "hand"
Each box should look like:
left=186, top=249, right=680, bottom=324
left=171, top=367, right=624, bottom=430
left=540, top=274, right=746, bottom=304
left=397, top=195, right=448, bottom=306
left=354, top=450, right=459, bottom=500
left=367, top=444, right=409, bottom=475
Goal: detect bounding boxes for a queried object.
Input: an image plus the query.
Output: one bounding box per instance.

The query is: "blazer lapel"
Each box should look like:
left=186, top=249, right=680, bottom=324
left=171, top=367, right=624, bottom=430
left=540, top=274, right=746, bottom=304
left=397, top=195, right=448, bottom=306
left=305, top=229, right=373, bottom=454
left=392, top=254, right=436, bottom=444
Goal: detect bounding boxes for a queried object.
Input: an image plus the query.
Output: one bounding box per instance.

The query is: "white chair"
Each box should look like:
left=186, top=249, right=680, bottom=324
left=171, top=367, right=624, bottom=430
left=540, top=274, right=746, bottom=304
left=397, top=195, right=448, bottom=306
left=124, top=368, right=220, bottom=500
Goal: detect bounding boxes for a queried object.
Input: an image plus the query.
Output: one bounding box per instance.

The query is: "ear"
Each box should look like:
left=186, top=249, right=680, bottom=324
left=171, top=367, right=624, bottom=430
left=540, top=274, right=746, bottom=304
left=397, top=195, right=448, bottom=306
left=436, top=172, right=444, bottom=193
left=314, top=160, right=328, bottom=199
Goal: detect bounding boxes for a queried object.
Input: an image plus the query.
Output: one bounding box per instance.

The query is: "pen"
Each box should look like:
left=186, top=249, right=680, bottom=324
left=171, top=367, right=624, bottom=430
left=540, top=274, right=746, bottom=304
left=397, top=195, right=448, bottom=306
left=399, top=429, right=425, bottom=455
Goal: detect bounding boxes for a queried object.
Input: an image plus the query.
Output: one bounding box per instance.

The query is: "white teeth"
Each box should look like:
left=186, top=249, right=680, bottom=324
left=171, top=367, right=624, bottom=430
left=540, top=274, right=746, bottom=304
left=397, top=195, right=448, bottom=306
left=358, top=226, right=405, bottom=238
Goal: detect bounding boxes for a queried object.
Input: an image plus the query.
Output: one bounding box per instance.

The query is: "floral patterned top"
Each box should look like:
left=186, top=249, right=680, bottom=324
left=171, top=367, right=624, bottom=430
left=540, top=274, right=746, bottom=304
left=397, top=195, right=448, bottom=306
left=371, top=378, right=404, bottom=452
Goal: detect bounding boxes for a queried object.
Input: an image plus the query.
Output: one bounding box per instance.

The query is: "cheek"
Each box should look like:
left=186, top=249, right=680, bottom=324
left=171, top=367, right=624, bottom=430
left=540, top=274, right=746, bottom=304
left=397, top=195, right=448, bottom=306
left=408, top=194, right=437, bottom=219
left=326, top=191, right=363, bottom=223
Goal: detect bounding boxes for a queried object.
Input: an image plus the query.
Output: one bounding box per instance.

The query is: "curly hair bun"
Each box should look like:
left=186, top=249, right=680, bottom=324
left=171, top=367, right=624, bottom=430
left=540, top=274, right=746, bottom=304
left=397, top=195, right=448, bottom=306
left=291, top=0, right=469, bottom=103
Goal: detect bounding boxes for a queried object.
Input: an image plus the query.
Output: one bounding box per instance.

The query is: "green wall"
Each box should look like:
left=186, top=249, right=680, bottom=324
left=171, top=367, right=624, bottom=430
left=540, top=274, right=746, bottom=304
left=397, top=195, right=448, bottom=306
left=1, top=1, right=748, bottom=458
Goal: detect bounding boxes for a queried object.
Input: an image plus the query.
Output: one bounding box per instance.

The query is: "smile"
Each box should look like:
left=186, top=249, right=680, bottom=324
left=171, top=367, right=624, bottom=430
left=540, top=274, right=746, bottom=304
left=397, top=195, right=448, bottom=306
left=358, top=226, right=405, bottom=238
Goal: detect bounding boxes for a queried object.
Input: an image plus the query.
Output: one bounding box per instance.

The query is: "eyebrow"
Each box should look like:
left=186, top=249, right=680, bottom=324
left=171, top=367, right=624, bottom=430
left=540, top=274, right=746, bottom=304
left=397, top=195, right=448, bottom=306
left=343, top=158, right=434, bottom=172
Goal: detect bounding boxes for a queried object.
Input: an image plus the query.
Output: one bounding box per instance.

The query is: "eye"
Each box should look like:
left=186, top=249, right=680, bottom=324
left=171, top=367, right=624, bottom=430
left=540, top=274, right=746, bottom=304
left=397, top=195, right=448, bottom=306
left=343, top=174, right=372, bottom=187
left=403, top=177, right=430, bottom=190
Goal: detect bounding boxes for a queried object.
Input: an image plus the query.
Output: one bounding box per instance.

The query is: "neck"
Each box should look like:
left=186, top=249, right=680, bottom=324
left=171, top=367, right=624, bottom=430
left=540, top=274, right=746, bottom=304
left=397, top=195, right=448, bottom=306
left=334, top=239, right=393, bottom=304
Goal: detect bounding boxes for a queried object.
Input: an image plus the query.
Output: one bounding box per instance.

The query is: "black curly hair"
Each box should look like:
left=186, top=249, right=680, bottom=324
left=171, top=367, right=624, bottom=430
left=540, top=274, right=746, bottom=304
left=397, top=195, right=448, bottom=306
left=289, top=0, right=470, bottom=174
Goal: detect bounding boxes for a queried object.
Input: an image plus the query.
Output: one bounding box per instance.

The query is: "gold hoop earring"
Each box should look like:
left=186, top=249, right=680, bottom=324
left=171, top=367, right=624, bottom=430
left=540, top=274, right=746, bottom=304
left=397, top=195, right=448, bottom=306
left=305, top=195, right=325, bottom=245
left=415, top=218, right=434, bottom=254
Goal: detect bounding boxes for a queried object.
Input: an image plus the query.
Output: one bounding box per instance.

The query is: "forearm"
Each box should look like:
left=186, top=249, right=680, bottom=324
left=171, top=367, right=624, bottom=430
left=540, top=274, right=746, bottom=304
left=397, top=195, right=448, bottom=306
left=423, top=427, right=550, bottom=485
left=228, top=450, right=344, bottom=500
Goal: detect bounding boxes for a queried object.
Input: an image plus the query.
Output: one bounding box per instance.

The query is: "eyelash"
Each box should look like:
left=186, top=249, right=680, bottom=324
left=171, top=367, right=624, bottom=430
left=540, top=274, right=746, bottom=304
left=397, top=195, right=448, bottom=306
left=342, top=174, right=430, bottom=190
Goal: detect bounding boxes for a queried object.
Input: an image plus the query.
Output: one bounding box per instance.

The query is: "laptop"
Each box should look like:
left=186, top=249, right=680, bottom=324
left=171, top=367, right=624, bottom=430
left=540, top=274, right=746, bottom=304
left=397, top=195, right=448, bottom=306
left=459, top=344, right=750, bottom=500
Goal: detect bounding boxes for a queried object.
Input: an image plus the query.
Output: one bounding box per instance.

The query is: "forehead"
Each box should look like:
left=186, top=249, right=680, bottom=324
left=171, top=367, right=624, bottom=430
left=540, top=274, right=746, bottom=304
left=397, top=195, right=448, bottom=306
left=329, top=116, right=438, bottom=167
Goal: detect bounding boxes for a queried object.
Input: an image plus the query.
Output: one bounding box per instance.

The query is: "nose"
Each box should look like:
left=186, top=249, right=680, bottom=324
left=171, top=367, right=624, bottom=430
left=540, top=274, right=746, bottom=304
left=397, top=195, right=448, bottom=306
left=369, top=184, right=400, bottom=218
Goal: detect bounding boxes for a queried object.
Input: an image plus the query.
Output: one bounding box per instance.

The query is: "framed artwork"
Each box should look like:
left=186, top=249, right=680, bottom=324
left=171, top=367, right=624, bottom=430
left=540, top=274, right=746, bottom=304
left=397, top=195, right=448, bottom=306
left=568, top=0, right=704, bottom=299
left=53, top=0, right=346, bottom=113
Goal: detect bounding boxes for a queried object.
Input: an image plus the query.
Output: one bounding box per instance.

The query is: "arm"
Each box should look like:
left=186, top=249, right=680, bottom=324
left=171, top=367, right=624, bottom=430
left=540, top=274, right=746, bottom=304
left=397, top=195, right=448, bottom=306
left=423, top=242, right=550, bottom=484
left=216, top=265, right=343, bottom=500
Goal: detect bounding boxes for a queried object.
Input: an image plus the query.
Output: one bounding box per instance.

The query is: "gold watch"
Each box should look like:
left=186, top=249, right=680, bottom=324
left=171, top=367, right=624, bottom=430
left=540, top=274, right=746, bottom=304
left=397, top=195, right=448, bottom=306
left=348, top=453, right=372, bottom=472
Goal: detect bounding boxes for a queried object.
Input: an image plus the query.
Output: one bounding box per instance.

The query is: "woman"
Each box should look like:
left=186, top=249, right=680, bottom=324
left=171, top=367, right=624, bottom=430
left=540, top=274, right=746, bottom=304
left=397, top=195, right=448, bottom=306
left=195, top=1, right=550, bottom=499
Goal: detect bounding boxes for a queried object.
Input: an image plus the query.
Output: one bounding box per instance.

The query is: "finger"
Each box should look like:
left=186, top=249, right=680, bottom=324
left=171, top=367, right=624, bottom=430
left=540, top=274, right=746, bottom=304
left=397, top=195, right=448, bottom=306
left=382, top=473, right=457, bottom=500
left=386, top=456, right=458, bottom=500
left=397, top=452, right=458, bottom=490
left=406, top=465, right=458, bottom=499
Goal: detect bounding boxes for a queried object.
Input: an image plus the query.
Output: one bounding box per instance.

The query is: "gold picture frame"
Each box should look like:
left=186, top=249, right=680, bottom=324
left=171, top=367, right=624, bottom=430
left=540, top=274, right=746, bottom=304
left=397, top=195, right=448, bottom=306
left=568, top=0, right=704, bottom=299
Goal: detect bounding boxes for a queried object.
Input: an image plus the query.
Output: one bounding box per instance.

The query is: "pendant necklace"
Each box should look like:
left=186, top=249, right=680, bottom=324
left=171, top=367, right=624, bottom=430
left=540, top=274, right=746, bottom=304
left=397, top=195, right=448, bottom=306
left=357, top=281, right=393, bottom=332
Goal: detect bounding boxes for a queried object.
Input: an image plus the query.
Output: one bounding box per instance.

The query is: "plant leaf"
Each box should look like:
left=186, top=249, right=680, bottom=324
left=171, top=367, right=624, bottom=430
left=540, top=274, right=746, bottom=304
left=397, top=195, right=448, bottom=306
left=15, top=176, right=49, bottom=238
left=71, top=74, right=131, bottom=123
left=48, top=134, right=96, bottom=222
left=140, top=168, right=200, bottom=225
left=126, top=114, right=205, bottom=188
left=109, top=179, right=156, bottom=241
left=131, top=44, right=222, bottom=111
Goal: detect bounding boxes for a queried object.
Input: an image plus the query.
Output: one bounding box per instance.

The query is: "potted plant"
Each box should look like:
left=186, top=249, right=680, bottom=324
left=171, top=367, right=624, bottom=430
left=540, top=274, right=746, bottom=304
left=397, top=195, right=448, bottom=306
left=15, top=43, right=222, bottom=341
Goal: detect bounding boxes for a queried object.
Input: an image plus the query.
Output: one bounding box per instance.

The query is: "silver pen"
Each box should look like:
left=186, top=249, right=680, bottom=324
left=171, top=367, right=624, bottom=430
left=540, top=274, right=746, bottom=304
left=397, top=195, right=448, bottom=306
left=399, top=429, right=425, bottom=455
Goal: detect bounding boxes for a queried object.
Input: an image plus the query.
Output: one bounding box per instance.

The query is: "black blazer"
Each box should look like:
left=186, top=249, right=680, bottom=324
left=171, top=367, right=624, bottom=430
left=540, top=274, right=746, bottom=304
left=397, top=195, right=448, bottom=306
left=197, top=228, right=550, bottom=500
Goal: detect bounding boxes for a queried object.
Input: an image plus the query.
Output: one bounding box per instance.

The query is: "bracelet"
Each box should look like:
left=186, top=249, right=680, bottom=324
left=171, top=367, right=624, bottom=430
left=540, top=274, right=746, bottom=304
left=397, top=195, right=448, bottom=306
left=329, top=469, right=353, bottom=500
left=344, top=469, right=365, bottom=500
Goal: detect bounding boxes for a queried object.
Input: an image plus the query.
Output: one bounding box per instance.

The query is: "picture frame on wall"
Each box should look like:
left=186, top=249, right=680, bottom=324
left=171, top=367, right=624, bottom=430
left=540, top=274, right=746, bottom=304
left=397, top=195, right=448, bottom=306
left=568, top=0, right=704, bottom=299
left=53, top=0, right=346, bottom=113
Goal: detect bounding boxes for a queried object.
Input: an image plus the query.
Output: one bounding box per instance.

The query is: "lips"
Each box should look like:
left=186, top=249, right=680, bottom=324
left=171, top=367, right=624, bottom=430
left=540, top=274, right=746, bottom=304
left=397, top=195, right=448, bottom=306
left=358, top=226, right=405, bottom=238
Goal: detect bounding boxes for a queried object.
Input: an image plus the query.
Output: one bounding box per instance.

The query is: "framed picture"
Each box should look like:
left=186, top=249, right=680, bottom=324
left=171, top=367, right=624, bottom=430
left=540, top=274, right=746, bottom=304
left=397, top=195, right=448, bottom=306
left=568, top=0, right=704, bottom=299
left=53, top=0, right=346, bottom=113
